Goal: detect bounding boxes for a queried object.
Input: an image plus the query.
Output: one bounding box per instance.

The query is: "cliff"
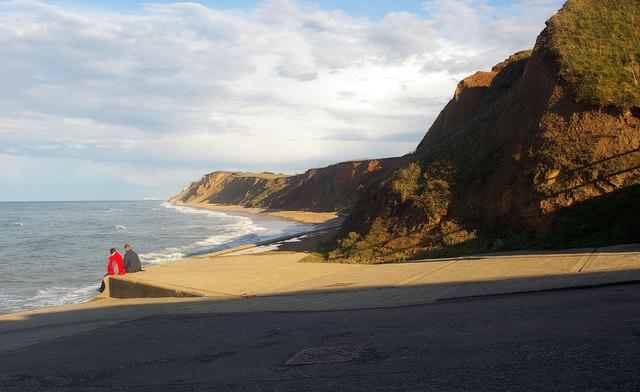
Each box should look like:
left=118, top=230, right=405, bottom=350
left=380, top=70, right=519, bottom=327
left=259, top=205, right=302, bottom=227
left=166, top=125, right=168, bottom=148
left=170, top=157, right=406, bottom=213
left=326, top=0, right=640, bottom=262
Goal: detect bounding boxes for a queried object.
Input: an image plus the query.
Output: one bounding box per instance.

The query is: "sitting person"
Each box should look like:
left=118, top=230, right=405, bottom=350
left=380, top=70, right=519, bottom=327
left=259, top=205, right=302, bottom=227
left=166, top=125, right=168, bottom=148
left=123, top=243, right=142, bottom=273
left=97, top=248, right=126, bottom=293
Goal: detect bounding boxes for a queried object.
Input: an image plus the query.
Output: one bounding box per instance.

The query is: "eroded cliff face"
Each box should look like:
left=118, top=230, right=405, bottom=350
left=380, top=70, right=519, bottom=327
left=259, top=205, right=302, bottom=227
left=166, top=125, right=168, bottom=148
left=329, top=5, right=640, bottom=262
left=420, top=19, right=640, bottom=238
left=170, top=157, right=406, bottom=212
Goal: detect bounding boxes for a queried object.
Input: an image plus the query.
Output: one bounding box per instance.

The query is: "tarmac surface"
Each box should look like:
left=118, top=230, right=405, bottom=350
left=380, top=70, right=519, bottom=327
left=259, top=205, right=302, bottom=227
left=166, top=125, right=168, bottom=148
left=1, top=282, right=639, bottom=391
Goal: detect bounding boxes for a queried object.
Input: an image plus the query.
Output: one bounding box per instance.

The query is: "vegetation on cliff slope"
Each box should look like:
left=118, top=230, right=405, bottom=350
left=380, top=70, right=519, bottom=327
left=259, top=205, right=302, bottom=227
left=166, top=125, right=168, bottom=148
left=322, top=160, right=460, bottom=263
left=548, top=0, right=640, bottom=108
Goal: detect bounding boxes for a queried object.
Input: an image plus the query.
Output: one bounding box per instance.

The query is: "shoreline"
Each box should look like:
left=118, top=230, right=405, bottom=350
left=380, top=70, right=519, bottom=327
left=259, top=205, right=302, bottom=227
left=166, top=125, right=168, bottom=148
left=88, top=202, right=344, bottom=304
left=86, top=222, right=340, bottom=307
left=190, top=224, right=341, bottom=258
left=169, top=199, right=342, bottom=224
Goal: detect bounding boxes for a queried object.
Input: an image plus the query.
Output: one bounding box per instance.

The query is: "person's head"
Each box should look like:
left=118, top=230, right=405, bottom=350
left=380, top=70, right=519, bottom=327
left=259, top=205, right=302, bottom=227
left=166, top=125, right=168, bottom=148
left=124, top=244, right=132, bottom=252
left=109, top=248, right=116, bottom=255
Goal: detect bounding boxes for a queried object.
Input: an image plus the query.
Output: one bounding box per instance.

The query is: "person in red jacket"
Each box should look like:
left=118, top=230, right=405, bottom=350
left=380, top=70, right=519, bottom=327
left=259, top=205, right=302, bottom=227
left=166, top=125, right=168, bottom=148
left=98, top=248, right=126, bottom=292
left=107, top=248, right=126, bottom=276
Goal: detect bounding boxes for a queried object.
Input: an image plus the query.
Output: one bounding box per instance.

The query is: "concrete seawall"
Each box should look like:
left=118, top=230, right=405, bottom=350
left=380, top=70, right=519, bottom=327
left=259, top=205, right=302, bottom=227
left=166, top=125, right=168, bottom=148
left=108, top=277, right=201, bottom=299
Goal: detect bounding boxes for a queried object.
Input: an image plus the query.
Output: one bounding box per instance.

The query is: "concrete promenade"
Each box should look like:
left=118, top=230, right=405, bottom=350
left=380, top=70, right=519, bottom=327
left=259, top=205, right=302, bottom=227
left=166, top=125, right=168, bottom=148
left=1, top=244, right=639, bottom=356
left=108, top=243, right=640, bottom=305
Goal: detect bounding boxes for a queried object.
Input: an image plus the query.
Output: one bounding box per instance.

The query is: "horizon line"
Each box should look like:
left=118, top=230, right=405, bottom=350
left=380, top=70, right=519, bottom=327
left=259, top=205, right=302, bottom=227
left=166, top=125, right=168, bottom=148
left=0, top=199, right=168, bottom=203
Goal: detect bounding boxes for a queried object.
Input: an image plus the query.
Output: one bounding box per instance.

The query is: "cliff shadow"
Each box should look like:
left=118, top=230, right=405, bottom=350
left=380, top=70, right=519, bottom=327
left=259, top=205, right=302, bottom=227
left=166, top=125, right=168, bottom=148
left=541, top=183, right=640, bottom=248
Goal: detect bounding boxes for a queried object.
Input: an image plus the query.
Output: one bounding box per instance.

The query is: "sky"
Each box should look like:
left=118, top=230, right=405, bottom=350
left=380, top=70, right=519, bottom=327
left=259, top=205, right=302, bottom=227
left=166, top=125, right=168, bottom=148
left=0, top=0, right=564, bottom=201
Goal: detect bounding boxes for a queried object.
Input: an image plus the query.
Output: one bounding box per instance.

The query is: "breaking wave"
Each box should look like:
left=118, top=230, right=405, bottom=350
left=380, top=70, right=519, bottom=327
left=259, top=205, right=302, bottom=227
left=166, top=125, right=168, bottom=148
left=139, top=247, right=184, bottom=264
left=0, top=285, right=97, bottom=314
left=136, top=203, right=268, bottom=264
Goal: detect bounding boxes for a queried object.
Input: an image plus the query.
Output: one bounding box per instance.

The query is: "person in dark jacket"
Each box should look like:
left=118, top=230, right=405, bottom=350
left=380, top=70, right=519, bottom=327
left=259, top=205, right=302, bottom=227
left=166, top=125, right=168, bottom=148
left=123, top=243, right=142, bottom=273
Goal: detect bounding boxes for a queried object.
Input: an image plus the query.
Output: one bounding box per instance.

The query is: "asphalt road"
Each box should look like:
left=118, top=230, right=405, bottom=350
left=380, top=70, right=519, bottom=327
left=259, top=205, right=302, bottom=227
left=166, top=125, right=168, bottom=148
left=1, top=283, right=639, bottom=391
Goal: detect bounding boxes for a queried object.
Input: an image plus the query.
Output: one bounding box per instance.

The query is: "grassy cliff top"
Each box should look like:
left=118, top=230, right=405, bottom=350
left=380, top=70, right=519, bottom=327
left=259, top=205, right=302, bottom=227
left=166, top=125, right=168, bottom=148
left=548, top=0, right=640, bottom=108
left=230, top=171, right=291, bottom=179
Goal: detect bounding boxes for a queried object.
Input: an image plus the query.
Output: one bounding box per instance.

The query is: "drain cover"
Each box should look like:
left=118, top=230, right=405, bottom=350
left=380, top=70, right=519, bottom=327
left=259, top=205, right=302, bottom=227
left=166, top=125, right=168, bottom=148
left=285, top=344, right=365, bottom=366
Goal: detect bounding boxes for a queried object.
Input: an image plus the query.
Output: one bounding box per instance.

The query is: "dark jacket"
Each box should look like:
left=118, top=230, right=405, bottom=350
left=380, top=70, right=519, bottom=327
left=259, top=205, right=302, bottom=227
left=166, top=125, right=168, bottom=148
left=123, top=249, right=142, bottom=273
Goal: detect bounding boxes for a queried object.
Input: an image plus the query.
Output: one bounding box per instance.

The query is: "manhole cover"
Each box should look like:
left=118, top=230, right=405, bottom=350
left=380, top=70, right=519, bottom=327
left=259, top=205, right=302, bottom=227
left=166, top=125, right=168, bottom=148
left=285, top=344, right=365, bottom=366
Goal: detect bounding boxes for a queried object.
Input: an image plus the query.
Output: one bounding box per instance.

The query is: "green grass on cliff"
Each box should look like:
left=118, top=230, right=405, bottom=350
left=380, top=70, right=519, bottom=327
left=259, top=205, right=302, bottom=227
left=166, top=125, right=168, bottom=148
left=548, top=0, right=640, bottom=108
left=232, top=171, right=290, bottom=179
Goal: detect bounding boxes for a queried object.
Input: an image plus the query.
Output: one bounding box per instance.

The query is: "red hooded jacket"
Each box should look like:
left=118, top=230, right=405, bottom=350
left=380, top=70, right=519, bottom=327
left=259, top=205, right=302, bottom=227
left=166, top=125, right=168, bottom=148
left=107, top=251, right=126, bottom=276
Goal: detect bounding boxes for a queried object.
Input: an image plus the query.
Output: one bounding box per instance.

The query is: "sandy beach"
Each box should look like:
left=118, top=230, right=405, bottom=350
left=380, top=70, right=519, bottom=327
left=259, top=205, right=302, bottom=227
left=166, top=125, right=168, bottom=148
left=170, top=200, right=341, bottom=224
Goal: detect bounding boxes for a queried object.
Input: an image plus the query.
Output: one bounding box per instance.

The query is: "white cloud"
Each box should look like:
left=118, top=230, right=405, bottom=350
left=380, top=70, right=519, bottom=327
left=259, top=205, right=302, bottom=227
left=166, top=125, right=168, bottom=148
left=0, top=0, right=563, bottom=199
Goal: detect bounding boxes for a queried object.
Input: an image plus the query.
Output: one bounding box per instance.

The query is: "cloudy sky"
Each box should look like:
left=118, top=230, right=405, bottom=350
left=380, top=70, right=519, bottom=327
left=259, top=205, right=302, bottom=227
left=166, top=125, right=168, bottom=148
left=0, top=0, right=563, bottom=201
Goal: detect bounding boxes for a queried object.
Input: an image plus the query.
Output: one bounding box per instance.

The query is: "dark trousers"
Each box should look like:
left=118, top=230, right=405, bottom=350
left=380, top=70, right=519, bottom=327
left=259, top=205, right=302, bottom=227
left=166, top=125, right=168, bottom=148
left=97, top=274, right=107, bottom=293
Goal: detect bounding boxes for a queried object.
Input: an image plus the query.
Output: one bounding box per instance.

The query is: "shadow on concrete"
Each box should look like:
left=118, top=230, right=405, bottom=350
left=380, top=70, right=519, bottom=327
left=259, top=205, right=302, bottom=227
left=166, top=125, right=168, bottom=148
left=2, top=267, right=640, bottom=333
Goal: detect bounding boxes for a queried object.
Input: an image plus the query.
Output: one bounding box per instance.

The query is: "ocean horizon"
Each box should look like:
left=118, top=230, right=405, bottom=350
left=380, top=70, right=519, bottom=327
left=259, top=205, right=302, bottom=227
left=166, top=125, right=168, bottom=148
left=0, top=200, right=312, bottom=314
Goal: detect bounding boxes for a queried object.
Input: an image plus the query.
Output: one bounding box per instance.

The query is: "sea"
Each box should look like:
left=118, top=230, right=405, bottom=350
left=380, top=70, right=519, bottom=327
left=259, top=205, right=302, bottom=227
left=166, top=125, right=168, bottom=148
left=0, top=200, right=314, bottom=314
